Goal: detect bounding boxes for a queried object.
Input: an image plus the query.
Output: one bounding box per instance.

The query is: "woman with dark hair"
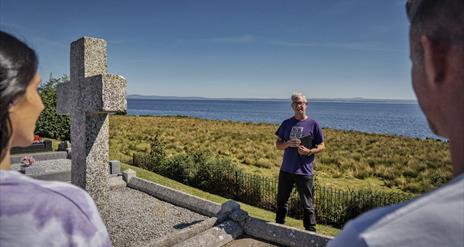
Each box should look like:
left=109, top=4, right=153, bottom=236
left=0, top=31, right=111, bottom=246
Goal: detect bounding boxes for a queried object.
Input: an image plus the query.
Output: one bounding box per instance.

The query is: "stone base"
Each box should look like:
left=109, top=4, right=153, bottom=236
left=109, top=176, right=126, bottom=189
left=11, top=159, right=71, bottom=182
left=10, top=151, right=68, bottom=164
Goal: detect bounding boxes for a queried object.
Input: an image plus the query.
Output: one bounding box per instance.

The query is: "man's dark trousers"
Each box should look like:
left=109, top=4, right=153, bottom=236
left=275, top=170, right=316, bottom=231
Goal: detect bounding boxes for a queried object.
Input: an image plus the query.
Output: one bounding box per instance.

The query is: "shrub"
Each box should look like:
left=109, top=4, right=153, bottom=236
left=147, top=132, right=166, bottom=171
left=163, top=153, right=195, bottom=184
left=35, top=75, right=71, bottom=140
left=195, top=156, right=237, bottom=196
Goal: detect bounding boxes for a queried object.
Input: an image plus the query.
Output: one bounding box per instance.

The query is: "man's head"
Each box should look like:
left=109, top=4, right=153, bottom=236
left=407, top=0, right=464, bottom=138
left=291, top=92, right=308, bottom=118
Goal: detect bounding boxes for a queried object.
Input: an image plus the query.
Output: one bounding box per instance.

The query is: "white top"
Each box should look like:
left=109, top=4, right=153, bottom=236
left=328, top=174, right=464, bottom=247
left=0, top=170, right=111, bottom=247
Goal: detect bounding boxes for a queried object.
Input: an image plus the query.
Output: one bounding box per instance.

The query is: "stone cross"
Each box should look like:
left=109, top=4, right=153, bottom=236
left=56, top=37, right=126, bottom=210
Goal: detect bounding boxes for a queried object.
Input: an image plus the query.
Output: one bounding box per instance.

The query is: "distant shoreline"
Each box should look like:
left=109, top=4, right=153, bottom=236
left=127, top=95, right=418, bottom=104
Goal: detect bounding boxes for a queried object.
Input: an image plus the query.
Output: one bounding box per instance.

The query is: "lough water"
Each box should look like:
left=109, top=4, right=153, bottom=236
left=127, top=98, right=441, bottom=139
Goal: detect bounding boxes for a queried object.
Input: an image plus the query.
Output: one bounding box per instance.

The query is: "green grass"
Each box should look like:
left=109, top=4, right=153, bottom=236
left=121, top=163, right=340, bottom=237
left=110, top=115, right=452, bottom=194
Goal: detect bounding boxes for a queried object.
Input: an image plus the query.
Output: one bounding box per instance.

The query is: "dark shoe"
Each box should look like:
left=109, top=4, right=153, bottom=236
left=305, top=227, right=316, bottom=232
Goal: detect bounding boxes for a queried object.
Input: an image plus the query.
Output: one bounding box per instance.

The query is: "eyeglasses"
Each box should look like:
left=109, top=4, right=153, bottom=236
left=292, top=101, right=307, bottom=106
left=406, top=0, right=423, bottom=22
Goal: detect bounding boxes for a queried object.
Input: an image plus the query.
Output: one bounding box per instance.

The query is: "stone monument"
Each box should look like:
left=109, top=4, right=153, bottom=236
left=56, top=37, right=126, bottom=210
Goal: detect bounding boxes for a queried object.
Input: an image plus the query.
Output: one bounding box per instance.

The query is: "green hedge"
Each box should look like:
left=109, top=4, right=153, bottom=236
left=132, top=136, right=416, bottom=227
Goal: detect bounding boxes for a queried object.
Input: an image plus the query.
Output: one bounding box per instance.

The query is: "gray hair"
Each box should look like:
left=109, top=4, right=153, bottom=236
left=291, top=92, right=307, bottom=103
left=407, top=0, right=464, bottom=64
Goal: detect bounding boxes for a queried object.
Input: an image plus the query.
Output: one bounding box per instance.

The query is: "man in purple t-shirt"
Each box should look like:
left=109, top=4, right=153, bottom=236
left=275, top=92, right=325, bottom=232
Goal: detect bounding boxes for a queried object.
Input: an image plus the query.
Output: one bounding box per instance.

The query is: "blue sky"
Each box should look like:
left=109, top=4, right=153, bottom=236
left=0, top=0, right=413, bottom=99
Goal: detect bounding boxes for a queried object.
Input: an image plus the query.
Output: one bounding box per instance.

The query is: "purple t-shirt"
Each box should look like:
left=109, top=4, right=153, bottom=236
left=0, top=170, right=112, bottom=247
left=275, top=117, right=324, bottom=176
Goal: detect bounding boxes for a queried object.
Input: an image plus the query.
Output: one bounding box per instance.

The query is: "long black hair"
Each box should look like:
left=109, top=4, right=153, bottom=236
left=0, top=31, right=38, bottom=162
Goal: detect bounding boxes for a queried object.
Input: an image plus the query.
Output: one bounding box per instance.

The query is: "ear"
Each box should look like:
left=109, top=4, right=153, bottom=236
left=421, top=35, right=446, bottom=85
left=8, top=103, right=15, bottom=113
left=7, top=97, right=22, bottom=113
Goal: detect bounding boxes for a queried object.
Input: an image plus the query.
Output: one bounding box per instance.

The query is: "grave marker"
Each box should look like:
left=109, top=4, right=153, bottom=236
left=57, top=37, right=126, bottom=209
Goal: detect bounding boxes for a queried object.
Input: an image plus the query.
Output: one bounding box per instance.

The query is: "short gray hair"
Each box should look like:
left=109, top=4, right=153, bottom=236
left=408, top=0, right=464, bottom=64
left=291, top=92, right=307, bottom=103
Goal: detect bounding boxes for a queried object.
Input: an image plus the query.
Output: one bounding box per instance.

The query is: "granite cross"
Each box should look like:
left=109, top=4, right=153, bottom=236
left=56, top=37, right=126, bottom=210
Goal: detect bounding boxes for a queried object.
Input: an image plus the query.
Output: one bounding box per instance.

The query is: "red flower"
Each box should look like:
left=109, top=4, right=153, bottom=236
left=33, top=135, right=42, bottom=144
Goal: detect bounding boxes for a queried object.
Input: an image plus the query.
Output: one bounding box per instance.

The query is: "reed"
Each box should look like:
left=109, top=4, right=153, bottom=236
left=109, top=115, right=452, bottom=194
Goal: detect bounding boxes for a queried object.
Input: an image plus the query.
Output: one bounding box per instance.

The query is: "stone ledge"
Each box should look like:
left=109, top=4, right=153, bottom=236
left=126, top=174, right=333, bottom=247
left=174, top=220, right=243, bottom=247
left=151, top=217, right=219, bottom=247
left=241, top=216, right=333, bottom=247
left=128, top=176, right=222, bottom=217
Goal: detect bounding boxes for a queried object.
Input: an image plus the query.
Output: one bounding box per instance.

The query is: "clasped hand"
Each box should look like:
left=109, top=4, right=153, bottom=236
left=287, top=139, right=311, bottom=155
left=298, top=145, right=311, bottom=156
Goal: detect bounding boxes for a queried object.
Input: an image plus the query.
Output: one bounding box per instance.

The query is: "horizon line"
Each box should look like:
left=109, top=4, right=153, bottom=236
left=127, top=94, right=418, bottom=102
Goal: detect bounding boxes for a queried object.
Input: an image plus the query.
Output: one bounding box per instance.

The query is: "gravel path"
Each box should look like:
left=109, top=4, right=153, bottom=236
left=105, top=187, right=209, bottom=247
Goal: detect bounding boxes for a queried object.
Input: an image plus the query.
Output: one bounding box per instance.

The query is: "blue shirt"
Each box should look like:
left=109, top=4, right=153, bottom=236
left=275, top=117, right=324, bottom=176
